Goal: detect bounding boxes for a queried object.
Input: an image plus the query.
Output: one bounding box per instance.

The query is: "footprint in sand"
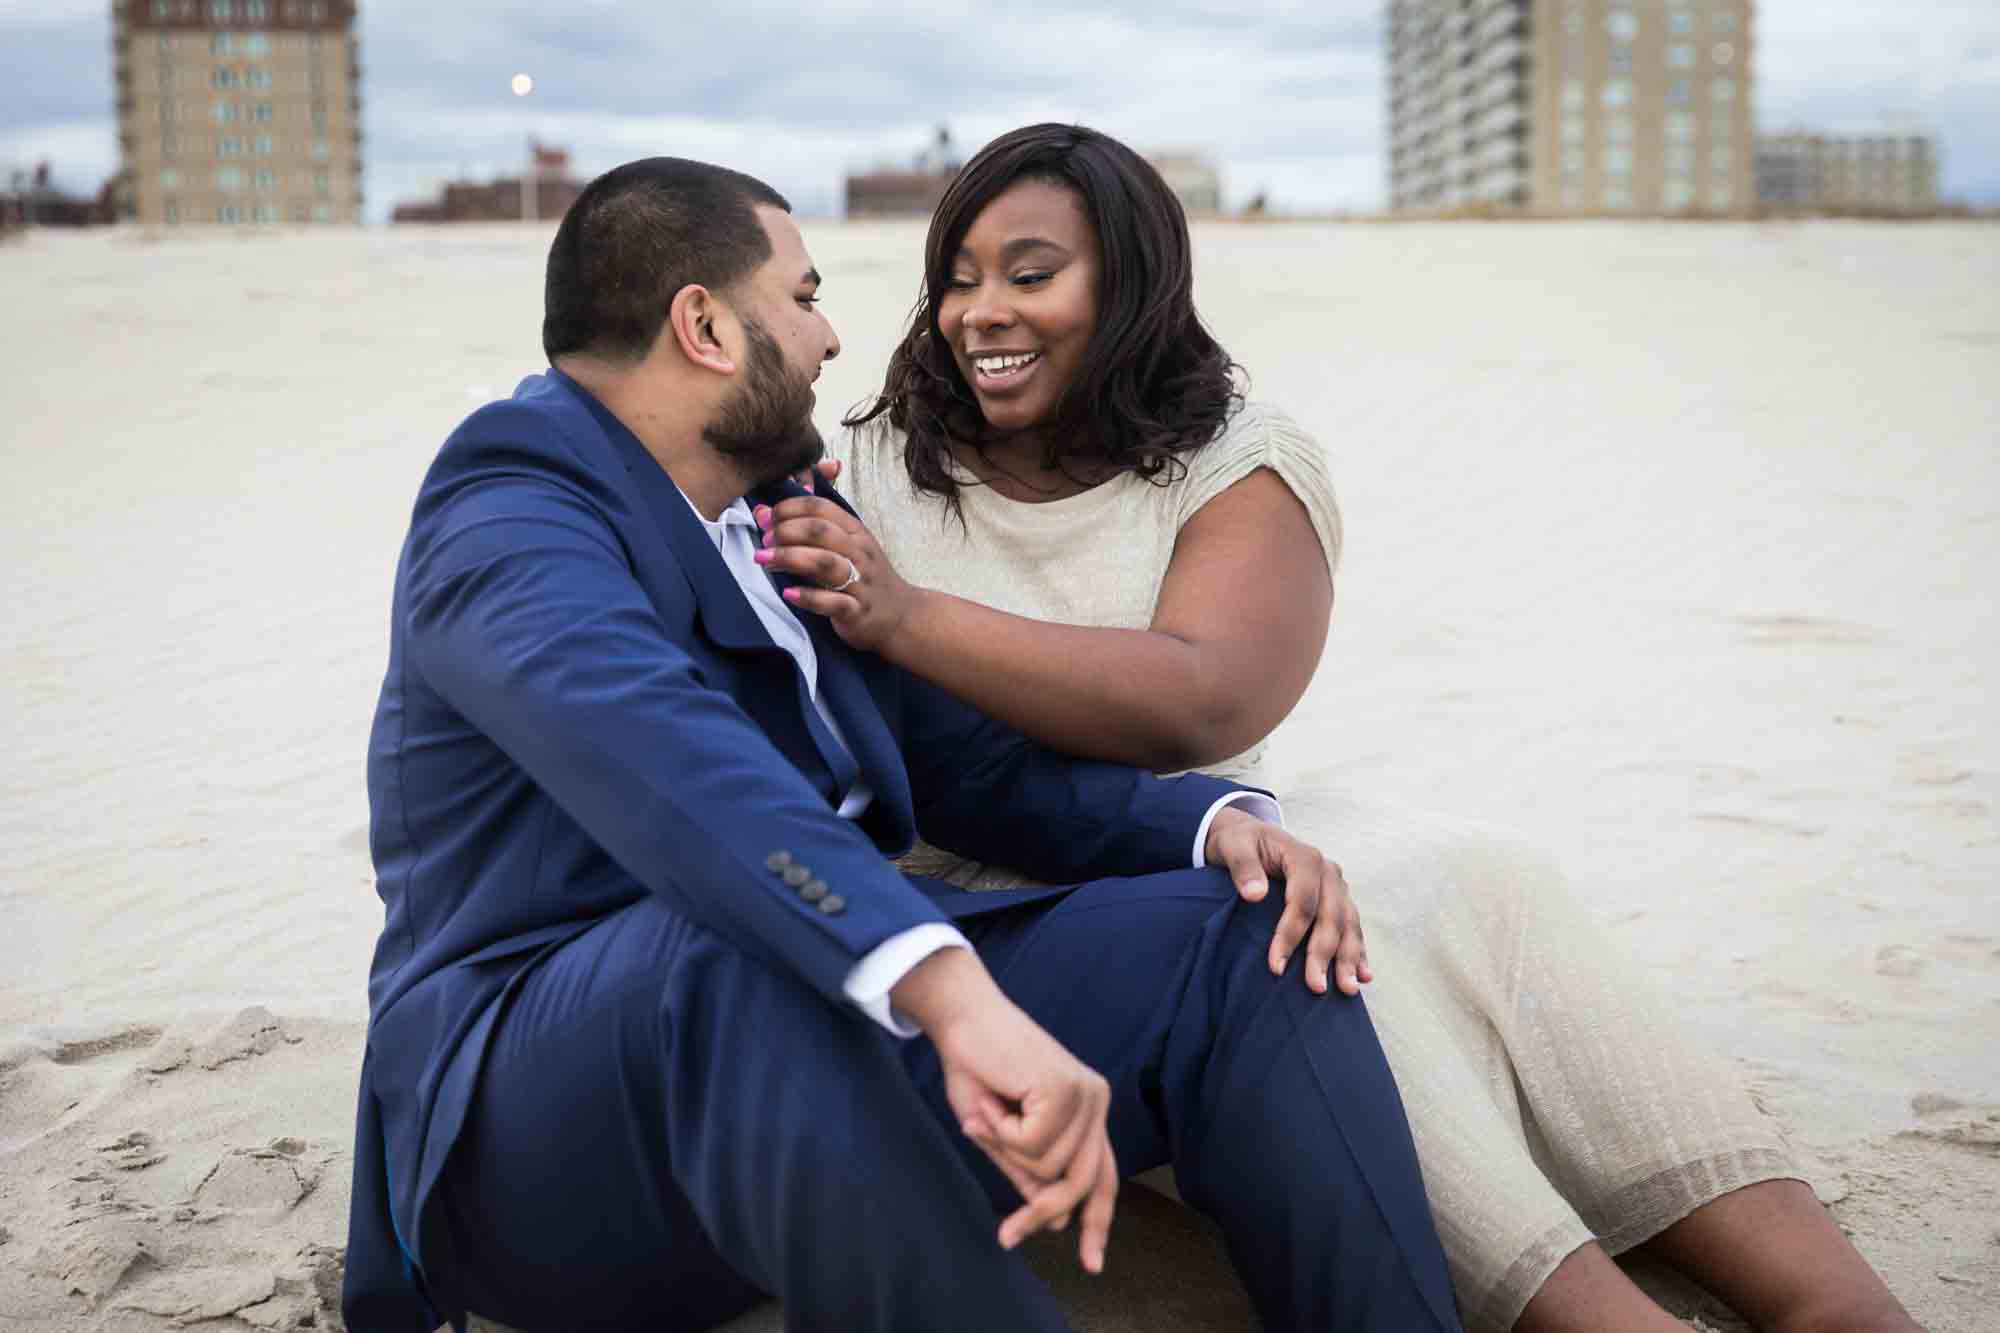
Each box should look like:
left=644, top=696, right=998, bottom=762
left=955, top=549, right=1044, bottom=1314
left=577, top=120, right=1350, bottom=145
left=1731, top=613, right=1876, bottom=646
left=0, top=1024, right=165, bottom=1154
left=190, top=1138, right=323, bottom=1216
left=1874, top=945, right=1929, bottom=979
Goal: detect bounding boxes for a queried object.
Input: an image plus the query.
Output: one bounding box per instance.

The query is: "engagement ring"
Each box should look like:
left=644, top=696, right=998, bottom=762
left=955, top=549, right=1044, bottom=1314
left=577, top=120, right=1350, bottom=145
left=832, top=559, right=860, bottom=592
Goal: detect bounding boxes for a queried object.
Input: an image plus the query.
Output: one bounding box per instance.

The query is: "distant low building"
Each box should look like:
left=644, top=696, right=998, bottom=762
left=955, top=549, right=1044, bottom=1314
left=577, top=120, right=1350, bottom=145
left=0, top=162, right=119, bottom=227
left=844, top=124, right=960, bottom=219
left=843, top=169, right=954, bottom=219
left=392, top=143, right=584, bottom=223
left=1148, top=152, right=1222, bottom=215
left=1755, top=131, right=1939, bottom=214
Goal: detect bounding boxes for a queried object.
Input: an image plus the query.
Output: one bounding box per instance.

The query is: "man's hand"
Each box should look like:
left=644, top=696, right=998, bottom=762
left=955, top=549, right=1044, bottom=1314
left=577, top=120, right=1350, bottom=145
left=891, top=949, right=1119, bottom=1274
left=1204, top=806, right=1371, bottom=996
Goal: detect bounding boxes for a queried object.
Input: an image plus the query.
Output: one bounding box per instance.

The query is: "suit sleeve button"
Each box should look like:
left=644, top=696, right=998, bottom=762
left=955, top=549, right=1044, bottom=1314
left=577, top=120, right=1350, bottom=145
left=783, top=865, right=812, bottom=887
left=765, top=851, right=793, bottom=872
left=800, top=879, right=829, bottom=902
left=816, top=894, right=846, bottom=915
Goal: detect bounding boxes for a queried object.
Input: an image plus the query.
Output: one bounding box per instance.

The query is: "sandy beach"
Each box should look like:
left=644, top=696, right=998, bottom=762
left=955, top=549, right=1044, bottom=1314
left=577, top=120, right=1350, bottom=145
left=2, top=216, right=1996, bottom=1330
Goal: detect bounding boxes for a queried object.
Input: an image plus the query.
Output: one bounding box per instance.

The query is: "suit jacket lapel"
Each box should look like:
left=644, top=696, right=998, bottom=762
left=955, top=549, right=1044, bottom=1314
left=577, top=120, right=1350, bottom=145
left=558, top=372, right=784, bottom=657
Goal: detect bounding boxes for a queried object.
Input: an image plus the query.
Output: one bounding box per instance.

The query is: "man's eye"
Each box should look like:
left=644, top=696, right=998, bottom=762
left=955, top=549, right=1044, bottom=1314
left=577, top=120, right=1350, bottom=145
left=797, top=295, right=821, bottom=307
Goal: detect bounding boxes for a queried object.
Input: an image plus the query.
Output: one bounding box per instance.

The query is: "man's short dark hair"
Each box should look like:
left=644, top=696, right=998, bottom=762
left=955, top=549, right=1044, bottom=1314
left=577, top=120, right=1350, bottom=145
left=542, top=157, right=791, bottom=363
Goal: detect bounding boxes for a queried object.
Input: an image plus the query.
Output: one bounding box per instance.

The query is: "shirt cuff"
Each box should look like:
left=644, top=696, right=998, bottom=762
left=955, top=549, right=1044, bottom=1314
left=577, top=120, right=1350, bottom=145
left=1191, top=790, right=1285, bottom=867
left=843, top=922, right=973, bottom=1038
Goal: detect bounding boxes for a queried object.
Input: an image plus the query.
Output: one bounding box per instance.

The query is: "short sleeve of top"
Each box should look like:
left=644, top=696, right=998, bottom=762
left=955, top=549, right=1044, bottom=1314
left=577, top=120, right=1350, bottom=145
left=1169, top=401, right=1343, bottom=577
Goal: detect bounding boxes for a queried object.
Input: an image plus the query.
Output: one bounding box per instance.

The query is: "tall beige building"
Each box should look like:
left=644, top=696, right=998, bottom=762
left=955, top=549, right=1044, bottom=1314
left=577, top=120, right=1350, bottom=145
left=1388, top=0, right=1754, bottom=216
left=113, top=0, right=362, bottom=226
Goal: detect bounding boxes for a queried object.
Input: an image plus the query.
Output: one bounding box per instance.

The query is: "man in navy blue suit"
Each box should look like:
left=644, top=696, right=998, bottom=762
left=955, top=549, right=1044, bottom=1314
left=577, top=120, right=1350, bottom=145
left=345, top=157, right=1462, bottom=1333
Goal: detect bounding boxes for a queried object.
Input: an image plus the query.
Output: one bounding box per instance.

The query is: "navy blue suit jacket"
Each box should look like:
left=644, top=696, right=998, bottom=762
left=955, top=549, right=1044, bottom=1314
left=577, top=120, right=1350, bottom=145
left=346, top=369, right=1251, bottom=1329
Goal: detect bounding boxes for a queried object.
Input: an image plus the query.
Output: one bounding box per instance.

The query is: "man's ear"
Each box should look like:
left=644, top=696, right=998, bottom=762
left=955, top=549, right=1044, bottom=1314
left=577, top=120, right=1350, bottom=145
left=667, top=284, right=736, bottom=375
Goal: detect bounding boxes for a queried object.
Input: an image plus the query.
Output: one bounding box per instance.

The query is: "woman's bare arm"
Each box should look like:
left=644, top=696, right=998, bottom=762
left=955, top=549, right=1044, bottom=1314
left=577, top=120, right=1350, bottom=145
left=759, top=468, right=1332, bottom=773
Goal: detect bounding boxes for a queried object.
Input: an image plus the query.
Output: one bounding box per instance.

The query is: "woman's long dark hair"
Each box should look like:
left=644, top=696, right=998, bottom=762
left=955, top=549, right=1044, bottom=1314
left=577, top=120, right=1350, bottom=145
left=843, top=123, right=1242, bottom=515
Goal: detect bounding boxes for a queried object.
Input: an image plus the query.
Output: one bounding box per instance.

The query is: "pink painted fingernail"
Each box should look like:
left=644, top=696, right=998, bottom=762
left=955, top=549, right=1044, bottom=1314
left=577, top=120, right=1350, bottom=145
left=753, top=505, right=771, bottom=525
left=761, top=529, right=774, bottom=547
left=783, top=587, right=801, bottom=603
left=753, top=550, right=772, bottom=565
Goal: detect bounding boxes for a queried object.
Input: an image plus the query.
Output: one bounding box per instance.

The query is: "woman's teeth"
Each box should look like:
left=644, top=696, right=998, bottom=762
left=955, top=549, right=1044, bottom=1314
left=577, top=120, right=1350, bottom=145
left=974, top=352, right=1040, bottom=379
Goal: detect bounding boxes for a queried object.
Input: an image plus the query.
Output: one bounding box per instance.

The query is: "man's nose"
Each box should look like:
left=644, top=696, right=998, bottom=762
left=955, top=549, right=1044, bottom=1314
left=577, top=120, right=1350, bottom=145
left=822, top=323, right=841, bottom=362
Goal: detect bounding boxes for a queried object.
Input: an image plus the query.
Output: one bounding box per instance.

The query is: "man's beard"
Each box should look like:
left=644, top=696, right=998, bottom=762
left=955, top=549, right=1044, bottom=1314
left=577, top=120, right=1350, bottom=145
left=703, top=316, right=824, bottom=486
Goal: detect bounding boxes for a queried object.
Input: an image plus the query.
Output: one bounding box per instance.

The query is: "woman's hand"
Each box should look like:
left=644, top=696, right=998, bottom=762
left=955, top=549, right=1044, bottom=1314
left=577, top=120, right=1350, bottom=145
left=793, top=458, right=842, bottom=493
left=1203, top=807, right=1371, bottom=996
left=753, top=495, right=924, bottom=652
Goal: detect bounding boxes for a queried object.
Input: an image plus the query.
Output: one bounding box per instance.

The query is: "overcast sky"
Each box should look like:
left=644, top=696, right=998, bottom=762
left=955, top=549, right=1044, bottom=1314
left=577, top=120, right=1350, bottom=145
left=2, top=0, right=1996, bottom=219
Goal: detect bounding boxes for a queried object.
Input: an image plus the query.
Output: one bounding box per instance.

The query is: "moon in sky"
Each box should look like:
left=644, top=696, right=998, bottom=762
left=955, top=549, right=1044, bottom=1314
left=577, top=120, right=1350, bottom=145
left=510, top=73, right=534, bottom=97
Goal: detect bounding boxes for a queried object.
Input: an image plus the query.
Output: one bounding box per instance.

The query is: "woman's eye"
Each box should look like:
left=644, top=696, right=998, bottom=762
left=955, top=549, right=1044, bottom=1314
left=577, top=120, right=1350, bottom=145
left=944, top=277, right=977, bottom=292
left=1011, top=271, right=1052, bottom=288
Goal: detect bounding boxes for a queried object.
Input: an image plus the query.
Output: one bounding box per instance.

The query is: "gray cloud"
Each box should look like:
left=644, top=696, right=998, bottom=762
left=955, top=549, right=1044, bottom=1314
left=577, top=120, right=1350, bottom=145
left=2, top=1, right=1994, bottom=215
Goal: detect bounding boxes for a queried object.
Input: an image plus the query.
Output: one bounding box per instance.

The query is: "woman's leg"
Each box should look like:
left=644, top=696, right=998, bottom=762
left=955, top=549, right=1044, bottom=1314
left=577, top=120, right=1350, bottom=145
left=1639, top=1180, right=1919, bottom=1333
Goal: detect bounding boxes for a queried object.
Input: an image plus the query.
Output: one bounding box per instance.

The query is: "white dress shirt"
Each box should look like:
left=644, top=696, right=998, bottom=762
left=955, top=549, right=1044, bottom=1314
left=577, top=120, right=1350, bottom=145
left=679, top=486, right=1278, bottom=1037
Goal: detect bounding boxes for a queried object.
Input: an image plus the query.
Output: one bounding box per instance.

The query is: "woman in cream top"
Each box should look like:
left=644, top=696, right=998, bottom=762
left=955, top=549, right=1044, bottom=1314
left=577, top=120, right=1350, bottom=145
left=762, top=123, right=1916, bottom=1332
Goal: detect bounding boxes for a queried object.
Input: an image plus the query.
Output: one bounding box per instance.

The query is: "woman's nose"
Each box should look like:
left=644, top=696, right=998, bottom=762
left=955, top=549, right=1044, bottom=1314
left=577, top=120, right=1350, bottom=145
left=961, top=297, right=1015, bottom=331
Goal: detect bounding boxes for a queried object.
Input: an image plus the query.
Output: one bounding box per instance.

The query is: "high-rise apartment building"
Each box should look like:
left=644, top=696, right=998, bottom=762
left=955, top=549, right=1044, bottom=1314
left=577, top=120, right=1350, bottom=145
left=113, top=0, right=362, bottom=226
left=1756, top=131, right=1939, bottom=214
left=1387, top=0, right=1754, bottom=216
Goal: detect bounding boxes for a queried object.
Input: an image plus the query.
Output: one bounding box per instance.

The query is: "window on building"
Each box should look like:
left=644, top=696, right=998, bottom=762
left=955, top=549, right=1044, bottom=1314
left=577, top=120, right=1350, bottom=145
left=256, top=134, right=273, bottom=154
left=1562, top=80, right=1585, bottom=110
left=209, top=0, right=234, bottom=19
left=1602, top=80, right=1631, bottom=108
left=217, top=137, right=239, bottom=157
left=220, top=203, right=243, bottom=223
left=1666, top=111, right=1695, bottom=141
left=1669, top=44, right=1694, bottom=67
left=1669, top=12, right=1692, bottom=34
left=247, top=69, right=270, bottom=89
left=211, top=68, right=237, bottom=88
left=1712, top=77, right=1736, bottom=102
left=1666, top=145, right=1695, bottom=175
left=311, top=139, right=329, bottom=160
left=211, top=33, right=232, bottom=56
left=312, top=202, right=332, bottom=222
left=245, top=33, right=270, bottom=56
left=212, top=101, right=238, bottom=123
left=1606, top=10, right=1637, bottom=40
left=1603, top=147, right=1633, bottom=175
left=1563, top=149, right=1585, bottom=176
left=255, top=103, right=273, bottom=122
left=165, top=201, right=180, bottom=223
left=246, top=0, right=269, bottom=17
left=1609, top=46, right=1632, bottom=72
left=1667, top=78, right=1691, bottom=106
left=1715, top=11, right=1738, bottom=33
left=153, top=0, right=170, bottom=16
left=1561, top=117, right=1585, bottom=145
left=217, top=166, right=244, bottom=190
left=255, top=168, right=275, bottom=190
left=1713, top=42, right=1735, bottom=66
left=1664, top=180, right=1694, bottom=209
left=1564, top=10, right=1584, bottom=35
left=161, top=168, right=180, bottom=189
left=1605, top=115, right=1633, bottom=143
left=1709, top=185, right=1733, bottom=208
left=1603, top=184, right=1632, bottom=209
left=308, top=1, right=325, bottom=19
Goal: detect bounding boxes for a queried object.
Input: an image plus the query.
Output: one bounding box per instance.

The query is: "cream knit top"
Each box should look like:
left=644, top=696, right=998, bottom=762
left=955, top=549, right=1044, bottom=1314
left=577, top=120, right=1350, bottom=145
left=833, top=400, right=1343, bottom=885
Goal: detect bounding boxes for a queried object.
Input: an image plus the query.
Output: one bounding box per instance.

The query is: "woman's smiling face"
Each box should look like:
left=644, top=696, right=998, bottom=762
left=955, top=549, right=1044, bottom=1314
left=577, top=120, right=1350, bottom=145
left=935, top=178, right=1101, bottom=438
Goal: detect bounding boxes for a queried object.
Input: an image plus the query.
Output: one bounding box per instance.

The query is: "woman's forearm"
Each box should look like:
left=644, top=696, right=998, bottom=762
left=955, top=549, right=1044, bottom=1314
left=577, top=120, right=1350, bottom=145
left=887, top=587, right=1240, bottom=772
